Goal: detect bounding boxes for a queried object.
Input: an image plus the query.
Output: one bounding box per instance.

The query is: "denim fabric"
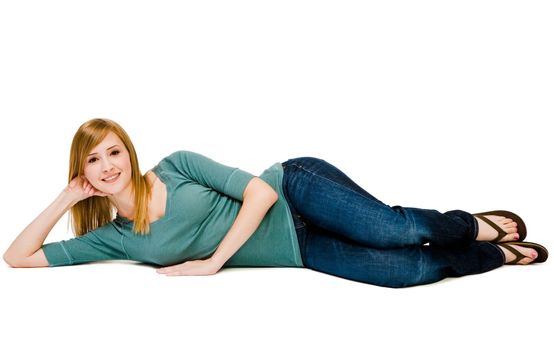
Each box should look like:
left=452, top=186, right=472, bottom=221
left=281, top=157, right=504, bottom=288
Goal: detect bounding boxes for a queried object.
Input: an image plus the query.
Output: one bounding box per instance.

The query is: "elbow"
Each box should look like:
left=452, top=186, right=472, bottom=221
left=268, top=188, right=279, bottom=203
left=260, top=184, right=279, bottom=205
left=244, top=177, right=279, bottom=204
left=263, top=190, right=279, bottom=209
left=248, top=188, right=278, bottom=206
left=3, top=250, right=12, bottom=266
left=3, top=250, right=26, bottom=268
left=3, top=250, right=48, bottom=268
left=3, top=253, right=20, bottom=268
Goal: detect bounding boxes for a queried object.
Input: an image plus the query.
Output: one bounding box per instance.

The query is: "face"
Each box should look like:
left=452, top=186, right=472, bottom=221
left=83, top=131, right=132, bottom=195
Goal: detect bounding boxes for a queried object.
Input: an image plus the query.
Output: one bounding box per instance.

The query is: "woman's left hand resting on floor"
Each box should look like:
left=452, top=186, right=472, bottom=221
left=156, top=257, right=223, bottom=276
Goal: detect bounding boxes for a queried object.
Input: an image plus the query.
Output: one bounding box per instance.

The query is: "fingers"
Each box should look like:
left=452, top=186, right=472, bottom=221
left=95, top=190, right=110, bottom=197
left=156, top=266, right=176, bottom=273
left=157, top=270, right=182, bottom=276
left=156, top=264, right=185, bottom=275
left=155, top=260, right=220, bottom=276
left=83, top=181, right=93, bottom=195
left=79, top=177, right=106, bottom=197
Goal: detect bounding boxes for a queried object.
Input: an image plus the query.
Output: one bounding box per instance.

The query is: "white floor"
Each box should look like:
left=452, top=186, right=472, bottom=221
left=2, top=256, right=552, bottom=350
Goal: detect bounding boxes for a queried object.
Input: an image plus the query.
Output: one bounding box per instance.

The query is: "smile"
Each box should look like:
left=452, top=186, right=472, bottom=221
left=102, top=173, right=121, bottom=183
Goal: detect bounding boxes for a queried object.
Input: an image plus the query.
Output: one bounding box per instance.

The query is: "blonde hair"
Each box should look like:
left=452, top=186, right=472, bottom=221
left=68, top=118, right=152, bottom=236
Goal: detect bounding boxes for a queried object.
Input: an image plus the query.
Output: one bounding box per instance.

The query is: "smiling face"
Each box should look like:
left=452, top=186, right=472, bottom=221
left=83, top=131, right=133, bottom=195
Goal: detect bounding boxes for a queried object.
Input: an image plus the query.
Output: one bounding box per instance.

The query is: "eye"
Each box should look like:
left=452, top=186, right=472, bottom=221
left=87, top=150, right=119, bottom=164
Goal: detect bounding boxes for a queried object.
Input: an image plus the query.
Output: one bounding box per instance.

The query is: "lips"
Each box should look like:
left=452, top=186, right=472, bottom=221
left=102, top=173, right=121, bottom=183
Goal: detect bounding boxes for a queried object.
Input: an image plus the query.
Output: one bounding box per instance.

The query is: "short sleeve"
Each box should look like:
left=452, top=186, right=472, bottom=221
left=41, top=223, right=129, bottom=267
left=162, top=150, right=255, bottom=201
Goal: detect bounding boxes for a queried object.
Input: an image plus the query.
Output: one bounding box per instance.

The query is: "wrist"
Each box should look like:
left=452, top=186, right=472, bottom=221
left=208, top=254, right=226, bottom=269
left=57, top=189, right=79, bottom=210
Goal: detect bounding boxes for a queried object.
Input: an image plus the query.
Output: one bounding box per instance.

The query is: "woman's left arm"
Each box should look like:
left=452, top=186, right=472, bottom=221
left=156, top=177, right=278, bottom=276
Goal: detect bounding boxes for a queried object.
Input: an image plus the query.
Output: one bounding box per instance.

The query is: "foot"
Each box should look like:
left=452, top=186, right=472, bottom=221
left=498, top=243, right=538, bottom=265
left=474, top=215, right=519, bottom=242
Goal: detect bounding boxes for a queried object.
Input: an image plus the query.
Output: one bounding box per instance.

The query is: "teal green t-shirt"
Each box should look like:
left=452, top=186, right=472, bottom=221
left=41, top=150, right=304, bottom=268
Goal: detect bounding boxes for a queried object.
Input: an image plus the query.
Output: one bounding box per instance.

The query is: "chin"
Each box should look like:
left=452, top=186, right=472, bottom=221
left=98, top=178, right=130, bottom=195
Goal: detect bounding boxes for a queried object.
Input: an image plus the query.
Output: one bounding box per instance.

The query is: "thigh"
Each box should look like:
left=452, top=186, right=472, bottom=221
left=282, top=156, right=387, bottom=205
left=282, top=157, right=477, bottom=248
left=282, top=157, right=419, bottom=248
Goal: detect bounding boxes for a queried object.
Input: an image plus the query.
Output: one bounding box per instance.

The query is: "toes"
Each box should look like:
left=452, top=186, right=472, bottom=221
left=519, top=257, right=533, bottom=265
left=500, top=218, right=518, bottom=229
left=477, top=215, right=520, bottom=242
left=504, top=226, right=517, bottom=233
left=500, top=222, right=518, bottom=238
left=511, top=247, right=538, bottom=265
left=500, top=233, right=519, bottom=242
left=519, top=256, right=536, bottom=265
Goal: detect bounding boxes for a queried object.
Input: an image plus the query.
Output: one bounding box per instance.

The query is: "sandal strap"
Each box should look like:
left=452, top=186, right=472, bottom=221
left=475, top=214, right=508, bottom=243
left=499, top=243, right=526, bottom=265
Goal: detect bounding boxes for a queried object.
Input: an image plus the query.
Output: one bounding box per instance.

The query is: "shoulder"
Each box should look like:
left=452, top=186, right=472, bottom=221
left=155, top=150, right=213, bottom=169
left=148, top=150, right=193, bottom=180
left=159, top=150, right=195, bottom=163
left=148, top=151, right=186, bottom=172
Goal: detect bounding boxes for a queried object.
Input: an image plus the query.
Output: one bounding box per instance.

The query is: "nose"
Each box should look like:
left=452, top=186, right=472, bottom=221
left=101, top=157, right=115, bottom=173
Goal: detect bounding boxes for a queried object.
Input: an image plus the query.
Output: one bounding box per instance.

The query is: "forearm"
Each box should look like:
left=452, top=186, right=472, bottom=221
left=210, top=188, right=278, bottom=267
left=4, top=191, right=75, bottom=262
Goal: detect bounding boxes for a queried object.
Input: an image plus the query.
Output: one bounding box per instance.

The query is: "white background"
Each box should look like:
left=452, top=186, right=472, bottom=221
left=1, top=1, right=552, bottom=349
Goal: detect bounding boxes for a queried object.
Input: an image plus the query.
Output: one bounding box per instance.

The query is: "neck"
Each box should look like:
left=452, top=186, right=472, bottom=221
left=109, top=180, right=135, bottom=219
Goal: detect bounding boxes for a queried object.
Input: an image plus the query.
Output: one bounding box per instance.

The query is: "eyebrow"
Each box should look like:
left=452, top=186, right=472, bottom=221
left=88, top=145, right=120, bottom=157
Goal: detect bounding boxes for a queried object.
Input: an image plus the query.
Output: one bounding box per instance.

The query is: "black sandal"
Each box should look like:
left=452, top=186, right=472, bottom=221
left=497, top=242, right=549, bottom=264
left=473, top=210, right=527, bottom=242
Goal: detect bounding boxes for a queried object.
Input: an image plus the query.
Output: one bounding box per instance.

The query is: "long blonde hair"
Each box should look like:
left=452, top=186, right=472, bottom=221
left=68, top=118, right=152, bottom=236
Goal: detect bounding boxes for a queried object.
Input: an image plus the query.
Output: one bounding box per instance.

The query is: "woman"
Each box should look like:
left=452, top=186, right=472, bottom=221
left=3, top=118, right=548, bottom=288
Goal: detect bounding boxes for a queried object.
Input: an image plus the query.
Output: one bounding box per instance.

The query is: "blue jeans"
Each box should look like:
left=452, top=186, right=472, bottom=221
left=281, top=157, right=504, bottom=288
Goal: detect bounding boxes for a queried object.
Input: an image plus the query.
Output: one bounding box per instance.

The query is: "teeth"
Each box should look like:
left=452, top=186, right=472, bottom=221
left=104, top=173, right=119, bottom=181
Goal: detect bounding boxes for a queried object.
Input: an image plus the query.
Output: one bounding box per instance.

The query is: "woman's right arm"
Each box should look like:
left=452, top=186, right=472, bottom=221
left=3, top=177, right=107, bottom=268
